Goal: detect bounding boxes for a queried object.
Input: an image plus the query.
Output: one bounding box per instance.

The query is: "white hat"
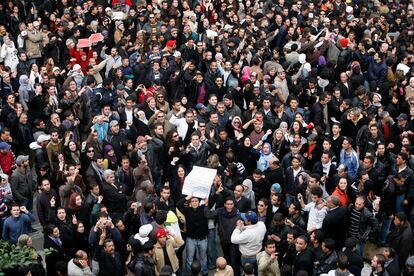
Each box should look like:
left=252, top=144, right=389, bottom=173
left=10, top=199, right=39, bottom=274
left=73, top=64, right=81, bottom=71
left=37, top=134, right=51, bottom=143
left=134, top=224, right=153, bottom=244
left=105, top=7, right=112, bottom=12
left=346, top=6, right=353, bottom=13
left=298, top=53, right=307, bottom=64
left=173, top=51, right=181, bottom=57
left=223, top=24, right=234, bottom=31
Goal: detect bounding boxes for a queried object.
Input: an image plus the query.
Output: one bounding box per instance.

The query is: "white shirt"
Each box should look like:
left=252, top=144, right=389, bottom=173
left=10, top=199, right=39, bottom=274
left=303, top=201, right=328, bottom=232
left=231, top=221, right=267, bottom=256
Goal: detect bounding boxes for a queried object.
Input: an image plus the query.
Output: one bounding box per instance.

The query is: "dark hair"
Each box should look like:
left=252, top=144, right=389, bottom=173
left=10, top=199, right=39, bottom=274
left=374, top=254, right=386, bottom=269
left=191, top=259, right=202, bottom=275
left=144, top=201, right=154, bottom=213
left=312, top=229, right=325, bottom=244
left=395, top=212, right=407, bottom=222
left=97, top=211, right=109, bottom=219
left=322, top=238, right=336, bottom=251
left=398, top=152, right=409, bottom=163
left=142, top=241, right=154, bottom=253
left=337, top=252, right=349, bottom=270
left=297, top=235, right=309, bottom=244
left=44, top=224, right=57, bottom=236
left=310, top=186, right=323, bottom=198
left=265, top=239, right=276, bottom=247
left=243, top=263, right=255, bottom=275
left=155, top=210, right=168, bottom=225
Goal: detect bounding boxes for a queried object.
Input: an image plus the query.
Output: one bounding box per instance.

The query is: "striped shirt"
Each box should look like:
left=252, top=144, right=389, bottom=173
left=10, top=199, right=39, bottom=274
left=348, top=207, right=361, bottom=238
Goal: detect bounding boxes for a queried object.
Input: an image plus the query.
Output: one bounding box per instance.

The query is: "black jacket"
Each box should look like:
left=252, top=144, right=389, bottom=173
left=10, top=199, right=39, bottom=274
left=177, top=198, right=209, bottom=239
left=235, top=196, right=251, bottom=213
left=321, top=206, right=349, bottom=250
left=389, top=222, right=413, bottom=267
left=44, top=236, right=66, bottom=276
left=134, top=254, right=156, bottom=276
left=293, top=248, right=314, bottom=276
left=95, top=245, right=124, bottom=276
left=102, top=181, right=127, bottom=215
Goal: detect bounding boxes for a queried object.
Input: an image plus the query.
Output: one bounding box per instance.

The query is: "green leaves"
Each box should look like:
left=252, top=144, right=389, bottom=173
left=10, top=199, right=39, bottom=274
left=0, top=240, right=38, bottom=272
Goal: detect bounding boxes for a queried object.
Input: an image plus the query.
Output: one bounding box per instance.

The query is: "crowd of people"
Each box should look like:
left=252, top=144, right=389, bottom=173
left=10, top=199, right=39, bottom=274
left=0, top=0, right=414, bottom=275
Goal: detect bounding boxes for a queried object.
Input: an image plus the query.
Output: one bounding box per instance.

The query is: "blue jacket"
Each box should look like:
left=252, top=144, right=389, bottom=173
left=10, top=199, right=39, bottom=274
left=2, top=212, right=35, bottom=244
left=367, top=56, right=387, bottom=85
left=340, top=149, right=359, bottom=180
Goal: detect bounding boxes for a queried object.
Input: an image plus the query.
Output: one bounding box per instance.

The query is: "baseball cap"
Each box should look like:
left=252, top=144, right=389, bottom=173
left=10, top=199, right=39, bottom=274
left=173, top=51, right=181, bottom=57
left=307, top=133, right=317, bottom=141
left=116, top=84, right=125, bottom=90
left=240, top=211, right=258, bottom=224
left=156, top=228, right=168, bottom=239
left=397, top=113, right=408, bottom=121
left=16, top=155, right=29, bottom=166
left=0, top=142, right=11, bottom=150
left=195, top=103, right=207, bottom=110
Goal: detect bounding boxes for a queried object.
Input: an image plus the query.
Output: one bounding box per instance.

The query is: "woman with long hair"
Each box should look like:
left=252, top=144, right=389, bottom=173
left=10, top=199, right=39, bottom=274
left=166, top=130, right=183, bottom=161
left=271, top=128, right=289, bottom=159
left=167, top=158, right=187, bottom=203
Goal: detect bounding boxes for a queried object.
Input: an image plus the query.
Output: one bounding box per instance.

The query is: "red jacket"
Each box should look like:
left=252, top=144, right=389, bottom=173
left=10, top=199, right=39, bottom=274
left=0, top=150, right=15, bottom=177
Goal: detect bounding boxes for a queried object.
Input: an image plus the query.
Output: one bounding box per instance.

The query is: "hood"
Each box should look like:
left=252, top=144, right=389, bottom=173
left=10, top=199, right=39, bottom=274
left=318, top=78, right=330, bottom=88
left=29, top=142, right=42, bottom=150
left=19, top=75, right=30, bottom=86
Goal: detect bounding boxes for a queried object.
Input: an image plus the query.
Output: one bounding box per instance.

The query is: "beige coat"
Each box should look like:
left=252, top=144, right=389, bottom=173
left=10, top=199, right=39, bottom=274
left=257, top=251, right=281, bottom=276
left=153, top=235, right=184, bottom=275
left=25, top=31, right=48, bottom=59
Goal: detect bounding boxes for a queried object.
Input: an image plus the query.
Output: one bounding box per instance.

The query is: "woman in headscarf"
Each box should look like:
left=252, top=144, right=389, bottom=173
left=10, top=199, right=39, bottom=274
left=256, top=142, right=275, bottom=171
left=226, top=116, right=243, bottom=140
left=230, top=135, right=259, bottom=176
left=137, top=110, right=148, bottom=125
left=18, top=75, right=31, bottom=111
left=103, top=144, right=118, bottom=170
left=242, top=179, right=256, bottom=210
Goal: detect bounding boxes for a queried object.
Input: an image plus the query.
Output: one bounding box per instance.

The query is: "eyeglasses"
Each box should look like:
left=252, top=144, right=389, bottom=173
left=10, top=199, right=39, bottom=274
left=87, top=150, right=94, bottom=153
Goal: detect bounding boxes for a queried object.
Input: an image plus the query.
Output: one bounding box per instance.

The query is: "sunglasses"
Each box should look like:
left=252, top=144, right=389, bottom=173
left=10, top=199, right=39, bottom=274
left=87, top=150, right=94, bottom=153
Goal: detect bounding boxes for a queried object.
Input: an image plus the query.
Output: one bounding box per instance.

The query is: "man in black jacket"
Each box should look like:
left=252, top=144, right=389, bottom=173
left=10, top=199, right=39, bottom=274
left=293, top=235, right=314, bottom=276
left=264, top=157, right=285, bottom=188
left=95, top=228, right=124, bottom=276
left=234, top=185, right=251, bottom=213
left=146, top=123, right=166, bottom=191
left=134, top=242, right=156, bottom=276
left=322, top=196, right=349, bottom=250
left=101, top=169, right=127, bottom=220
left=177, top=193, right=209, bottom=276
left=389, top=212, right=413, bottom=267
left=37, top=178, right=59, bottom=227
left=310, top=93, right=330, bottom=134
